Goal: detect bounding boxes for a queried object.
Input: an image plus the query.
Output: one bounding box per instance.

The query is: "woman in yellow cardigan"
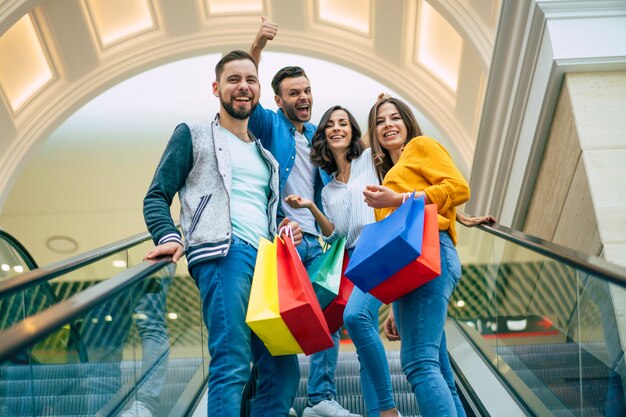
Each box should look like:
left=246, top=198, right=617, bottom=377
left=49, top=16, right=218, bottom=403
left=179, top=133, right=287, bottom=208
left=362, top=97, right=470, bottom=417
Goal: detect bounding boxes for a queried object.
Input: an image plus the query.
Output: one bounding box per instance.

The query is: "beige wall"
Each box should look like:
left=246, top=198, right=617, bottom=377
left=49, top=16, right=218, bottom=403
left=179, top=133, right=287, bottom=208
left=524, top=71, right=626, bottom=365
left=524, top=71, right=626, bottom=266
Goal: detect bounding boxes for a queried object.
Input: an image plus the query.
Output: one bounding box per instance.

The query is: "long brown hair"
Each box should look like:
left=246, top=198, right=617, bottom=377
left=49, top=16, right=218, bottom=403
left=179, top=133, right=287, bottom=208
left=367, top=97, right=422, bottom=183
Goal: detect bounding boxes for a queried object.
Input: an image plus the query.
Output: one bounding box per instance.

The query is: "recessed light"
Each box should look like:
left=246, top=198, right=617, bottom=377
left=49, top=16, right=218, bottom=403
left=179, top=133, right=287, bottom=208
left=46, top=235, right=78, bottom=254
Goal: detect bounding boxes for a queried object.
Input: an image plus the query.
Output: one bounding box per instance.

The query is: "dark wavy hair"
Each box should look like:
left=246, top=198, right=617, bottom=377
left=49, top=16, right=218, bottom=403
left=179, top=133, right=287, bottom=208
left=367, top=97, right=422, bottom=183
left=310, top=106, right=363, bottom=175
left=271, top=66, right=308, bottom=96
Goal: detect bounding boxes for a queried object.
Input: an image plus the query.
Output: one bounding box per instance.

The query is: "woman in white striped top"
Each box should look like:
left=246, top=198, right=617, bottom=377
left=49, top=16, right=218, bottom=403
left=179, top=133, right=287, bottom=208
left=284, top=105, right=401, bottom=417
left=284, top=105, right=495, bottom=417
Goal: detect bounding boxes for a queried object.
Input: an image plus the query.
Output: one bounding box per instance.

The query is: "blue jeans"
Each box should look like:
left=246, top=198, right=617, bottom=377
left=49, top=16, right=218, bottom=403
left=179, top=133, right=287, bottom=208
left=393, top=232, right=466, bottom=417
left=297, top=233, right=342, bottom=404
left=344, top=285, right=395, bottom=416
left=191, top=236, right=300, bottom=417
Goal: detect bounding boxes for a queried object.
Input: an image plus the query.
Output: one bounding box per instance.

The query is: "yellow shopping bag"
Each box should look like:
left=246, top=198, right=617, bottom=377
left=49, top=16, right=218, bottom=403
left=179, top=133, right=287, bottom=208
left=246, top=237, right=302, bottom=356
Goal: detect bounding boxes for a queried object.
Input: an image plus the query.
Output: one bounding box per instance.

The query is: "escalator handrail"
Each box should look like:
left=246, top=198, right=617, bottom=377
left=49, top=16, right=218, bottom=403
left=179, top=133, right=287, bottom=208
left=458, top=215, right=626, bottom=287
left=0, top=257, right=172, bottom=361
left=0, top=229, right=39, bottom=270
left=0, top=230, right=156, bottom=298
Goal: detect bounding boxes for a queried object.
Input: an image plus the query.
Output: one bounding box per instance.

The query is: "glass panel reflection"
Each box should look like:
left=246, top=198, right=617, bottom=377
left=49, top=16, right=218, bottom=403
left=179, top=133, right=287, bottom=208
left=452, top=225, right=626, bottom=416
left=0, top=260, right=207, bottom=417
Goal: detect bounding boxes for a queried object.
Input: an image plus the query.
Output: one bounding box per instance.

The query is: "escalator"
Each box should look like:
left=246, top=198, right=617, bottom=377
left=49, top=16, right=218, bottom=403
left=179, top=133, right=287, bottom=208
left=1, top=220, right=626, bottom=416
left=446, top=222, right=626, bottom=417
left=0, top=231, right=209, bottom=417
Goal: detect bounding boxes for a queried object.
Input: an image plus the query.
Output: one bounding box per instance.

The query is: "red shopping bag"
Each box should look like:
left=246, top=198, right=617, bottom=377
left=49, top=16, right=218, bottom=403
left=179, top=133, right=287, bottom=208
left=323, top=250, right=354, bottom=334
left=369, top=204, right=441, bottom=304
left=277, top=234, right=334, bottom=355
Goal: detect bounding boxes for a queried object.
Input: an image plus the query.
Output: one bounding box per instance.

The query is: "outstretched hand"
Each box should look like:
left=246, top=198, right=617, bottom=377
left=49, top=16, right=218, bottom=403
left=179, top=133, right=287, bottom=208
left=279, top=217, right=303, bottom=247
left=144, top=241, right=184, bottom=263
left=457, top=214, right=496, bottom=227
left=284, top=194, right=314, bottom=210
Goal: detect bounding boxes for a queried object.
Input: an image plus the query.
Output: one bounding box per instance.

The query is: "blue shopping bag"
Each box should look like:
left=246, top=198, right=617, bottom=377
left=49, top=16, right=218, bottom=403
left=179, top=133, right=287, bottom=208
left=345, top=194, right=425, bottom=292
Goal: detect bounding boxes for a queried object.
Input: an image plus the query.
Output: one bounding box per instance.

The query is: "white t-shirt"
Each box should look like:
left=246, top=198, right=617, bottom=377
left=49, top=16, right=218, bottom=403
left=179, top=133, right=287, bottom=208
left=281, top=130, right=318, bottom=235
left=222, top=127, right=271, bottom=247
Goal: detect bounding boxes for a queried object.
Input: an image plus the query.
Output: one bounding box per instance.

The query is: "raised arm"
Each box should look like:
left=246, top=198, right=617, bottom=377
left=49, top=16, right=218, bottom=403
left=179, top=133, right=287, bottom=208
left=250, top=17, right=278, bottom=65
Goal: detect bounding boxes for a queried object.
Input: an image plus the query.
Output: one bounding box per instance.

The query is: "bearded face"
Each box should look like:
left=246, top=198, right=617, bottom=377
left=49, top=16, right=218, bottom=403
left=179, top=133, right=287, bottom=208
left=220, top=91, right=258, bottom=120
left=213, top=59, right=260, bottom=120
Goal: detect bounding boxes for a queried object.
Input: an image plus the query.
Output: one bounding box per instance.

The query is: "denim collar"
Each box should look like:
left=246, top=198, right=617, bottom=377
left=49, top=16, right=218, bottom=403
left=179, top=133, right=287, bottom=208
left=277, top=109, right=316, bottom=144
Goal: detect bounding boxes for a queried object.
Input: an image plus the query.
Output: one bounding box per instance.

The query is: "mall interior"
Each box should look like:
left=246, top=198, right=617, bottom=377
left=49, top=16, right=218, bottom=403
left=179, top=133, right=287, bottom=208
left=0, top=0, right=625, bottom=416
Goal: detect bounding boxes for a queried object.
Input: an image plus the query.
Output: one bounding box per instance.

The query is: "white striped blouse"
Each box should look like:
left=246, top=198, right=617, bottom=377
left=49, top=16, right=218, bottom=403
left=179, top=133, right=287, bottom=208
left=321, top=147, right=380, bottom=249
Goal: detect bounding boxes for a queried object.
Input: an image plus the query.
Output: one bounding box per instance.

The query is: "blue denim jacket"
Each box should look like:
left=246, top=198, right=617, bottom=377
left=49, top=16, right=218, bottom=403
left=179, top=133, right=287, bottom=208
left=249, top=103, right=331, bottom=216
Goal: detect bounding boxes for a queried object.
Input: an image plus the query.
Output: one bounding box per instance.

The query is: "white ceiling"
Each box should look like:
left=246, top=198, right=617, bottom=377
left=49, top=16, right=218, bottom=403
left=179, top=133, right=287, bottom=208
left=0, top=0, right=501, bottom=266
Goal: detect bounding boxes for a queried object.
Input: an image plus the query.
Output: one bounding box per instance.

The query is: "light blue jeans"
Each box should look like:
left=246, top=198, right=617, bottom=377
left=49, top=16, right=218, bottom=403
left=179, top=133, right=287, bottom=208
left=393, top=231, right=466, bottom=417
left=191, top=235, right=300, bottom=417
left=297, top=233, right=342, bottom=404
left=344, top=284, right=395, bottom=416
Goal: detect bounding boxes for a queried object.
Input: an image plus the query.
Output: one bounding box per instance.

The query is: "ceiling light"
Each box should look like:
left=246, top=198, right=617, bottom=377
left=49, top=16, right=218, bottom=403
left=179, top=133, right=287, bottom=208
left=417, top=1, right=462, bottom=91
left=112, top=260, right=127, bottom=268
left=0, top=14, right=53, bottom=111
left=1, top=264, right=10, bottom=272
left=506, top=319, right=527, bottom=331
left=46, top=235, right=79, bottom=254
left=318, top=0, right=370, bottom=34
left=455, top=300, right=466, bottom=308
left=167, top=312, right=178, bottom=320
left=13, top=265, right=24, bottom=273
left=206, top=0, right=263, bottom=14
left=86, top=0, right=155, bottom=47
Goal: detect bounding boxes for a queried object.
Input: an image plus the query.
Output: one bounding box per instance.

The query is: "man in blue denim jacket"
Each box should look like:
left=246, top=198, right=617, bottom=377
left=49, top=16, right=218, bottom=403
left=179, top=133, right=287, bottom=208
left=249, top=19, right=361, bottom=417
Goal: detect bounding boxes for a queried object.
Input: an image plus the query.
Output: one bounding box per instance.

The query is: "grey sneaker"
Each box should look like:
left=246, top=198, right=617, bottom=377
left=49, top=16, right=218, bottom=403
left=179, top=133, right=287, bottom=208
left=120, top=401, right=153, bottom=417
left=289, top=407, right=298, bottom=417
left=302, top=399, right=361, bottom=417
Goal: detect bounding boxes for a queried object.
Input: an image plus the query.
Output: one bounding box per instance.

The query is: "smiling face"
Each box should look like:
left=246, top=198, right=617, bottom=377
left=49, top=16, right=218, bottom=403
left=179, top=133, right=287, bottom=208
left=324, top=109, right=352, bottom=154
left=375, top=102, right=408, bottom=153
left=275, top=76, right=313, bottom=125
left=212, top=58, right=259, bottom=120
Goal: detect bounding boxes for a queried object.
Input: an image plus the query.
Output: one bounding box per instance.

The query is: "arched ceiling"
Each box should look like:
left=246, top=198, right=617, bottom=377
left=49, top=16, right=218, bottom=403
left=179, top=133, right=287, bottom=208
left=0, top=0, right=501, bottom=206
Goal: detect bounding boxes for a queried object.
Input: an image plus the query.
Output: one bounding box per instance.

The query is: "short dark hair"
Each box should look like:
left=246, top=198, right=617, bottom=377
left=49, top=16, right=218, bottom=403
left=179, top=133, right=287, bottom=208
left=215, top=50, right=257, bottom=80
left=310, top=106, right=363, bottom=175
left=271, top=66, right=308, bottom=96
left=367, top=97, right=422, bottom=183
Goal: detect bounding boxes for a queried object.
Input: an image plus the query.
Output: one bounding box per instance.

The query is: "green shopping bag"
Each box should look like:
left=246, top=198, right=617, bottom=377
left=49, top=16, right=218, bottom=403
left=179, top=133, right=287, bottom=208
left=308, top=237, right=347, bottom=309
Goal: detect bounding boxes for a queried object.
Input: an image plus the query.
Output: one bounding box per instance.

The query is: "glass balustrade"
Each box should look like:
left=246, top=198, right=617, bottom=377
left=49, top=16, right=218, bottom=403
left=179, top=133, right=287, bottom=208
left=452, top=224, right=626, bottom=416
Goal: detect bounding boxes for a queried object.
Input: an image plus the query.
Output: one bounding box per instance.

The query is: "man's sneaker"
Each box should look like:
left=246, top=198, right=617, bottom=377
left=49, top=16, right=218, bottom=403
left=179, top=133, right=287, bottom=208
left=120, top=401, right=153, bottom=417
left=289, top=407, right=298, bottom=417
left=302, top=399, right=361, bottom=417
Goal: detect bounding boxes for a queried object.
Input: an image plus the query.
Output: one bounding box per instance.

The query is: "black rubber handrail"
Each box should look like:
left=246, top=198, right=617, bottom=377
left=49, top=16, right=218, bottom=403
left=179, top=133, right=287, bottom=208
left=0, top=230, right=154, bottom=298
left=0, top=257, right=172, bottom=361
left=458, top=216, right=626, bottom=287
left=0, top=229, right=39, bottom=270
